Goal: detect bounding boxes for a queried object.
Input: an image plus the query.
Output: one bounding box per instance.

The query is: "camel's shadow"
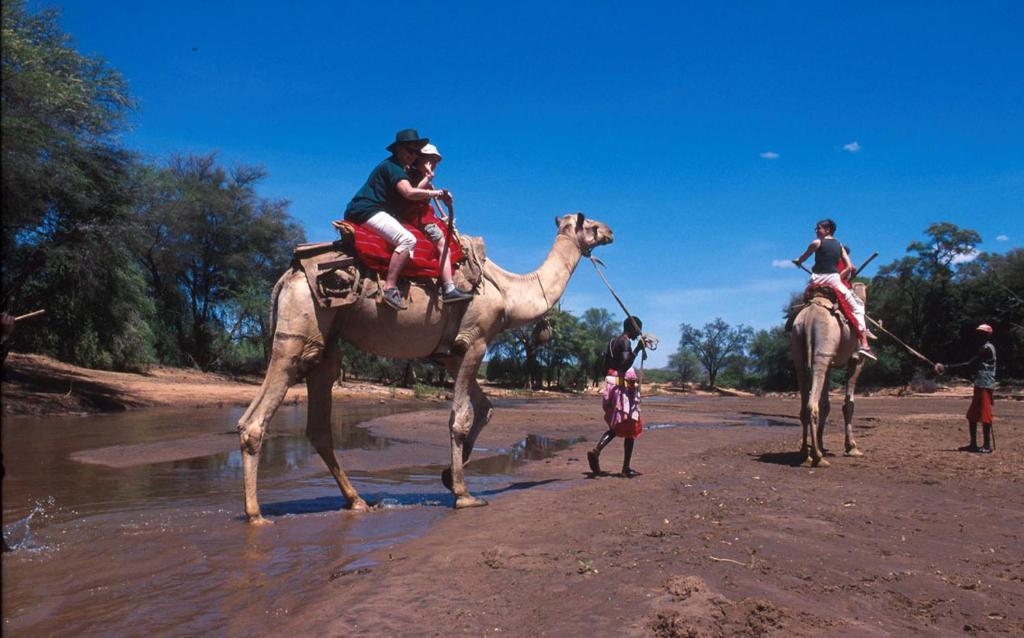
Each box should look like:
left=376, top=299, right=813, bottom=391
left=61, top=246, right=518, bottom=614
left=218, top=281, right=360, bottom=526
left=752, top=451, right=807, bottom=467
left=257, top=479, right=561, bottom=518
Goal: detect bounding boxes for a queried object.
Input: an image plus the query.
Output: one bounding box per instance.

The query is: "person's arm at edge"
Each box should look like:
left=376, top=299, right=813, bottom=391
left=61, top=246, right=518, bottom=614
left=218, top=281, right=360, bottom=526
left=794, top=239, right=820, bottom=267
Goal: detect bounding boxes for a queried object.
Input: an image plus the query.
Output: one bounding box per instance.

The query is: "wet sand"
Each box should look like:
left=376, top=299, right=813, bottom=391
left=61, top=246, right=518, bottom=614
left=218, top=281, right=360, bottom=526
left=3, top=392, right=1023, bottom=636
left=283, top=395, right=1024, bottom=637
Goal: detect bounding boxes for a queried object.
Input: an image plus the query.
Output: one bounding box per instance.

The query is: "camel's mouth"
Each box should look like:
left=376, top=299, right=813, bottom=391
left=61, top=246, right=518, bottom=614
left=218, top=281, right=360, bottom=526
left=598, top=229, right=614, bottom=245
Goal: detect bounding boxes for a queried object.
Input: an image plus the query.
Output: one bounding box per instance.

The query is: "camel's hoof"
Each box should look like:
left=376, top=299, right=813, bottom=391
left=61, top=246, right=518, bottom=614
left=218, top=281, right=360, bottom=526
left=247, top=515, right=274, bottom=527
left=801, top=456, right=814, bottom=468
left=441, top=468, right=454, bottom=491
left=815, top=457, right=831, bottom=468
left=455, top=495, right=488, bottom=509
left=349, top=498, right=370, bottom=512
left=844, top=447, right=864, bottom=457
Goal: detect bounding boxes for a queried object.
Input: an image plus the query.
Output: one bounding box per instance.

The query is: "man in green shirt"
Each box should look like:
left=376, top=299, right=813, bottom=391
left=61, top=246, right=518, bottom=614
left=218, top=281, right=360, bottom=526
left=344, top=129, right=458, bottom=310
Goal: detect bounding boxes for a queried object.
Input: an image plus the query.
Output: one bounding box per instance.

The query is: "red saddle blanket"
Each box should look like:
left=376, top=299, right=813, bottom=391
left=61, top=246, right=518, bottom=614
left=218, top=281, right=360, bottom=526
left=340, top=218, right=464, bottom=278
left=805, top=284, right=862, bottom=338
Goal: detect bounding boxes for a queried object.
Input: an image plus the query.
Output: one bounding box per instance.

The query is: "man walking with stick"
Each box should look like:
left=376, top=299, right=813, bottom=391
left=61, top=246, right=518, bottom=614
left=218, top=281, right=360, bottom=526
left=587, top=316, right=647, bottom=478
left=935, top=324, right=998, bottom=453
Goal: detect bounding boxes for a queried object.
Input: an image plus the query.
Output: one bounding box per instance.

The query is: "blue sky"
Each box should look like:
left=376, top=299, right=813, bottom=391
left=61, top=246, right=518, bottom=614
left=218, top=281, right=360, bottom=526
left=51, top=1, right=1022, bottom=367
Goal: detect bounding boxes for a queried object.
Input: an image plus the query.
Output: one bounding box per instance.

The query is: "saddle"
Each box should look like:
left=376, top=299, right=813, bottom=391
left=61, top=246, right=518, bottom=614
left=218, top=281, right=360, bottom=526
left=292, top=224, right=487, bottom=309
left=785, top=286, right=854, bottom=335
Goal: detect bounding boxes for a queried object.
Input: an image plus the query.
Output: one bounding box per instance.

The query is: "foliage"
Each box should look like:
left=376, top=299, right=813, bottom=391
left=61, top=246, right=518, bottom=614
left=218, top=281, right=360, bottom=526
left=485, top=306, right=628, bottom=391
left=667, top=349, right=702, bottom=385
left=1, top=1, right=154, bottom=369
left=746, top=327, right=795, bottom=391
left=675, top=318, right=754, bottom=388
left=133, top=154, right=305, bottom=369
left=866, top=224, right=1022, bottom=385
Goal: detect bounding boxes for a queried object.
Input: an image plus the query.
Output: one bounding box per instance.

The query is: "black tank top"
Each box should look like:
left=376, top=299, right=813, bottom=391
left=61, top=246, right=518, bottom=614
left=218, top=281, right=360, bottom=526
left=813, top=238, right=842, bottom=274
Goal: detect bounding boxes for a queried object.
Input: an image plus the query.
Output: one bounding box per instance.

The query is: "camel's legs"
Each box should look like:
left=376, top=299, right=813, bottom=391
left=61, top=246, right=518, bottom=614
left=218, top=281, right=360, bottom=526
left=237, top=336, right=308, bottom=525
left=818, top=371, right=831, bottom=455
left=443, top=343, right=488, bottom=509
left=305, top=344, right=369, bottom=512
left=842, top=359, right=865, bottom=456
left=803, top=355, right=832, bottom=467
left=464, top=377, right=495, bottom=456
left=792, top=344, right=812, bottom=463
left=440, top=375, right=494, bottom=492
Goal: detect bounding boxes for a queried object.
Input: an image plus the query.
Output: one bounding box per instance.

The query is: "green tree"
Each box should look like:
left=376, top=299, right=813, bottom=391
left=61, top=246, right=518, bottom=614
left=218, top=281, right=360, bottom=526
left=135, top=154, right=305, bottom=369
left=747, top=327, right=796, bottom=391
left=667, top=349, right=702, bottom=384
left=867, top=222, right=984, bottom=385
left=580, top=307, right=619, bottom=386
left=676, top=318, right=753, bottom=388
left=2, top=1, right=154, bottom=369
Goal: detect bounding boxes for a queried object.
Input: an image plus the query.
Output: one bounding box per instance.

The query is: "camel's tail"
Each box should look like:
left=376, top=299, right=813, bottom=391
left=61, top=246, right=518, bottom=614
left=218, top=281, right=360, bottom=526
left=267, top=269, right=291, bottom=342
left=800, top=310, right=815, bottom=376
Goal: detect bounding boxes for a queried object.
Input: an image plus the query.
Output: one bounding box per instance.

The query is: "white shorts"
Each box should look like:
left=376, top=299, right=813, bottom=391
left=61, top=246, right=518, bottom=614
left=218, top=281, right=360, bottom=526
left=363, top=211, right=417, bottom=254
left=809, top=273, right=865, bottom=331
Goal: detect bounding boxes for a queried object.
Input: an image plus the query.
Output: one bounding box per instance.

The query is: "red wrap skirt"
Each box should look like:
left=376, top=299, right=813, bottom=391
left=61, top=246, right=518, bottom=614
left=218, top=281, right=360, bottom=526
left=966, top=387, right=993, bottom=423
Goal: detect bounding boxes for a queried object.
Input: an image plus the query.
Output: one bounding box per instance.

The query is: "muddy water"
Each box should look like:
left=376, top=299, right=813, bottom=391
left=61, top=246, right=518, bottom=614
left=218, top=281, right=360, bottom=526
left=1, top=402, right=569, bottom=636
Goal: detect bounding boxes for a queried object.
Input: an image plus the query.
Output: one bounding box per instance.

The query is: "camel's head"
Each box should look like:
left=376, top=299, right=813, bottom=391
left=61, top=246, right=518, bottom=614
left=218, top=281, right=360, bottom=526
left=554, top=213, right=613, bottom=256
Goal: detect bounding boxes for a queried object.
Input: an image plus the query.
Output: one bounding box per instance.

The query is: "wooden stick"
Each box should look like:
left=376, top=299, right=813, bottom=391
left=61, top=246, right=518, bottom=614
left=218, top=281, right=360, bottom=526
left=794, top=261, right=813, bottom=275
left=866, top=316, right=936, bottom=367
left=14, top=309, right=45, bottom=322
left=852, top=251, right=879, bottom=278
left=708, top=555, right=751, bottom=567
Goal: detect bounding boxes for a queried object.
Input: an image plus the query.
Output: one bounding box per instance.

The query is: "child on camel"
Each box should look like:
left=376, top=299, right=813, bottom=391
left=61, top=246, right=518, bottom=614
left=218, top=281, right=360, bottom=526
left=343, top=129, right=460, bottom=310
left=402, top=143, right=472, bottom=304
left=935, top=324, right=998, bottom=453
left=587, top=316, right=647, bottom=478
left=793, top=219, right=876, bottom=360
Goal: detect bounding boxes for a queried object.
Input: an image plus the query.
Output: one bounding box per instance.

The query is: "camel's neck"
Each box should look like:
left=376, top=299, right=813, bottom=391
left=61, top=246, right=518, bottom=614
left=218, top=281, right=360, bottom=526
left=488, top=233, right=582, bottom=329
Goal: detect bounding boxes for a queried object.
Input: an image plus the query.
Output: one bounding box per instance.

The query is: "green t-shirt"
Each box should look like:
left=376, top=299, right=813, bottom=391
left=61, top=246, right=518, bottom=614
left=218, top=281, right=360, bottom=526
left=344, top=157, right=411, bottom=223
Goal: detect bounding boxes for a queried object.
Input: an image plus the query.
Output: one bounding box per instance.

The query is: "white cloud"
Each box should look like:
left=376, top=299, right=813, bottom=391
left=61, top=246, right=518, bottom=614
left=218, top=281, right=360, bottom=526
left=647, top=278, right=799, bottom=306
left=951, top=249, right=980, bottom=265
left=842, top=141, right=861, bottom=153
left=771, top=259, right=795, bottom=268
left=759, top=151, right=779, bottom=159
left=997, top=234, right=1009, bottom=241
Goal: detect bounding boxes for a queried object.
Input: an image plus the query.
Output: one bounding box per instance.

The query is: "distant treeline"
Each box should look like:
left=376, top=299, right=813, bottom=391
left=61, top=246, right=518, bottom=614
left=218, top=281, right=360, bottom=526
left=3, top=2, right=1020, bottom=389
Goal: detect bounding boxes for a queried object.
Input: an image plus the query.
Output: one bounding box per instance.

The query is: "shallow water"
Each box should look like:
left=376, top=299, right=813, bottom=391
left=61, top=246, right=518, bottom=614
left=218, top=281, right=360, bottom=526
left=1, top=402, right=568, bottom=636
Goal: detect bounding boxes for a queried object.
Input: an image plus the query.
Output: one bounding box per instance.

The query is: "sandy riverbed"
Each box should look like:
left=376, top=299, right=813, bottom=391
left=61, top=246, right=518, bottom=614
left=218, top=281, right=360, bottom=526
left=2, top=354, right=1021, bottom=636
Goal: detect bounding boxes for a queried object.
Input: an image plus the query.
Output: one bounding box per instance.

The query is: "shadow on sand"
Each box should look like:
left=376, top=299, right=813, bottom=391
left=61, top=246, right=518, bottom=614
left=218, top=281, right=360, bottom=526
left=257, top=478, right=563, bottom=518
left=753, top=450, right=807, bottom=467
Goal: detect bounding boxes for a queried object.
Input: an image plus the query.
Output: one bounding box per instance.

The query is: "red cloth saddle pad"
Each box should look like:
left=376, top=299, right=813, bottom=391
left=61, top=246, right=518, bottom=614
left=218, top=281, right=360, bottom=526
left=345, top=213, right=464, bottom=278
left=805, top=284, right=862, bottom=338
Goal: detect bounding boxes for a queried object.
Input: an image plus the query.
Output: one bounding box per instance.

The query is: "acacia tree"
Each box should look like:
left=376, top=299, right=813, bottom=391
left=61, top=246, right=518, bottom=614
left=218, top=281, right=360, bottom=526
left=1, top=1, right=155, bottom=368
left=676, top=318, right=753, bottom=388
left=135, top=154, right=304, bottom=369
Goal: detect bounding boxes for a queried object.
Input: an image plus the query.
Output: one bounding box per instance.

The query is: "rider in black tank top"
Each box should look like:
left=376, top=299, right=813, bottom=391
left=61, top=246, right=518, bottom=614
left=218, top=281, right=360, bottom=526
left=813, top=238, right=842, bottom=274
left=792, top=218, right=877, bottom=361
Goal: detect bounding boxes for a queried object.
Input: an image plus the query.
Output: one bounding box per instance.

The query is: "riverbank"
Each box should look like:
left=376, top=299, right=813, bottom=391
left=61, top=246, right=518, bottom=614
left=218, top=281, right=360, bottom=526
left=2, top=352, right=1009, bottom=417
left=0, top=353, right=580, bottom=416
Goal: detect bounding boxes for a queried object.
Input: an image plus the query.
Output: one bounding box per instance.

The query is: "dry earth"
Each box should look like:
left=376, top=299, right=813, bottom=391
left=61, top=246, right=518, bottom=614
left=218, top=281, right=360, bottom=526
left=278, top=394, right=1022, bottom=637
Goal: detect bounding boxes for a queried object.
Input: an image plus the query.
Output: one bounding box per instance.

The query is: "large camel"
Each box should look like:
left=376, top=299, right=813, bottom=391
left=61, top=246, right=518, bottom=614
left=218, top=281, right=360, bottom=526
left=789, top=283, right=868, bottom=467
left=236, top=213, right=613, bottom=524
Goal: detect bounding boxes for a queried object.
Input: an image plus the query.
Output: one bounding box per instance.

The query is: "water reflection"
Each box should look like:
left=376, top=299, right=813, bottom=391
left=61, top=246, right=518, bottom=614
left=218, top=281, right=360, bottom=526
left=0, top=402, right=576, bottom=636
